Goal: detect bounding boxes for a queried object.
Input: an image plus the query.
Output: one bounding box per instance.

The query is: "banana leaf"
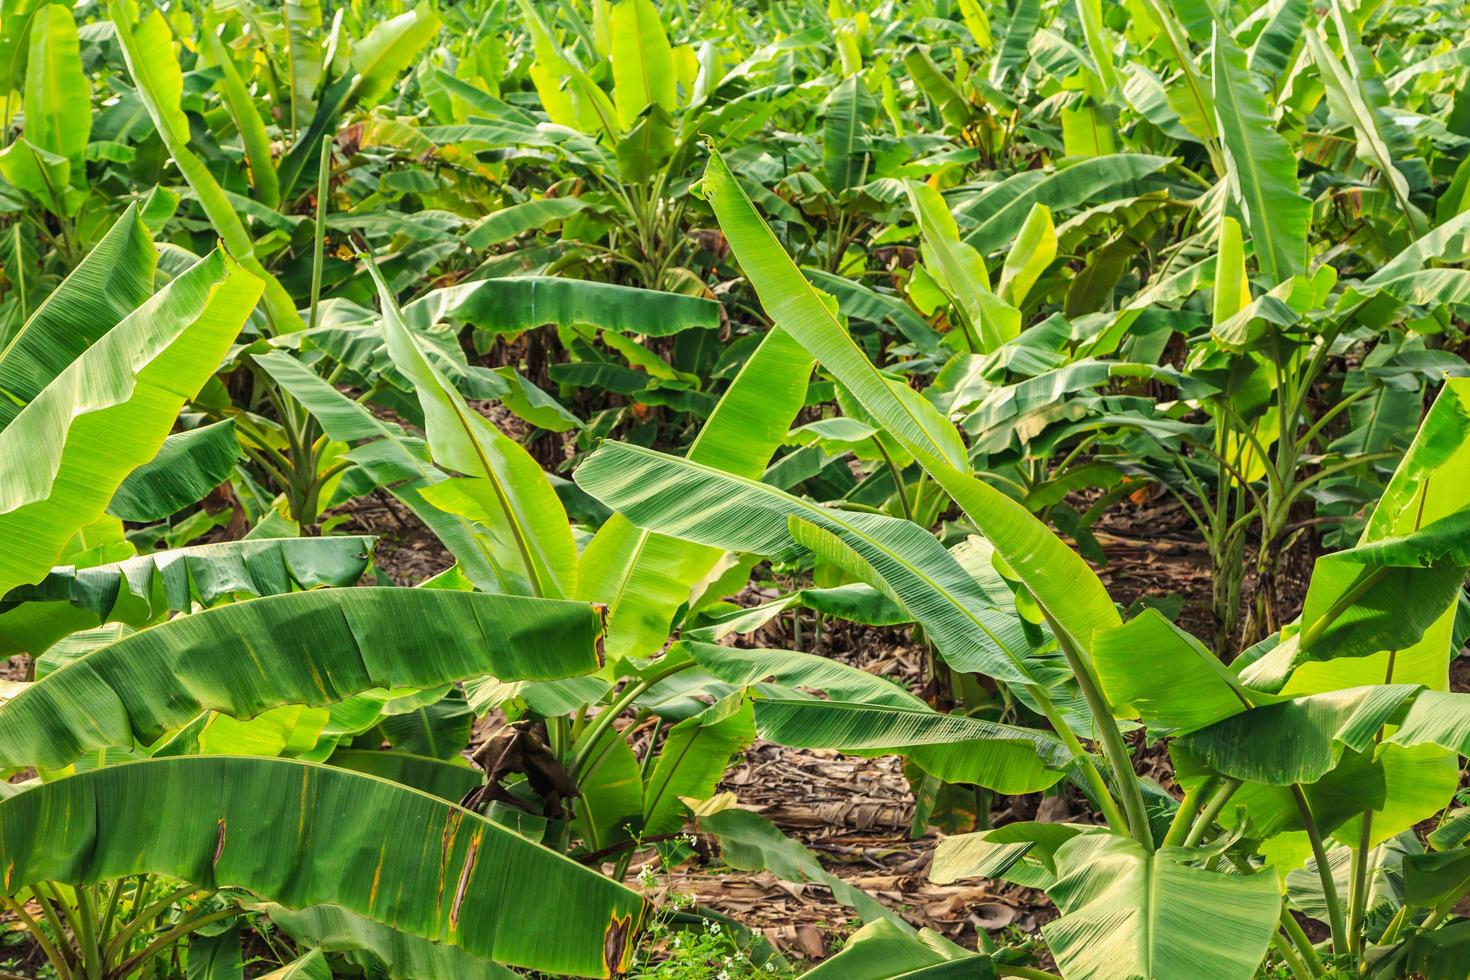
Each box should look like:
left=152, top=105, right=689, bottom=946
left=0, top=588, right=604, bottom=770
left=0, top=756, right=646, bottom=977
left=0, top=205, right=155, bottom=432
left=0, top=248, right=261, bottom=597
left=1043, top=835, right=1281, bottom=980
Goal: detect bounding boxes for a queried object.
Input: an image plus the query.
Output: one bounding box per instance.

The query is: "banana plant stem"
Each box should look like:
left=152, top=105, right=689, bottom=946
left=871, top=435, right=913, bottom=522
left=1279, top=907, right=1326, bottom=976
left=1182, top=777, right=1241, bottom=848
left=567, top=658, right=695, bottom=781
left=308, top=133, right=332, bottom=331
left=1, top=896, right=72, bottom=980
left=1271, top=931, right=1312, bottom=980
left=1347, top=797, right=1376, bottom=955
left=1047, top=616, right=1153, bottom=846
left=1026, top=683, right=1129, bottom=837
left=997, top=967, right=1062, bottom=980
left=1161, top=776, right=1217, bottom=848
left=1291, top=785, right=1347, bottom=954
left=114, top=907, right=240, bottom=979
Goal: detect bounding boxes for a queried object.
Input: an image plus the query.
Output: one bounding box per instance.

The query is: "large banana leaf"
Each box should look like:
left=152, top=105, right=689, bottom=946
left=1304, top=10, right=1413, bottom=221
left=642, top=692, right=755, bottom=834
left=575, top=441, right=1043, bottom=686
left=107, top=419, right=240, bottom=522
left=0, top=756, right=646, bottom=978
left=577, top=327, right=810, bottom=660
left=281, top=0, right=323, bottom=139
left=0, top=205, right=155, bottom=432
left=1093, top=609, right=1265, bottom=732
left=0, top=249, right=261, bottom=598
left=370, top=263, right=576, bottom=598
left=1211, top=26, right=1310, bottom=285
left=0, top=535, right=373, bottom=624
left=753, top=698, right=1069, bottom=794
left=956, top=154, right=1171, bottom=252
left=823, top=75, right=875, bottom=194
left=201, top=24, right=281, bottom=208
left=107, top=2, right=301, bottom=332
left=610, top=0, right=676, bottom=126
left=703, top=148, right=1120, bottom=651
left=1042, top=834, right=1281, bottom=980
left=275, top=5, right=442, bottom=197
left=1177, top=684, right=1470, bottom=788
left=1241, top=379, right=1470, bottom=694
left=682, top=641, right=921, bottom=708
left=402, top=276, right=720, bottom=338
left=22, top=3, right=88, bottom=178
left=261, top=902, right=518, bottom=979
left=1174, top=684, right=1419, bottom=785
left=0, top=588, right=604, bottom=770
left=906, top=180, right=1018, bottom=351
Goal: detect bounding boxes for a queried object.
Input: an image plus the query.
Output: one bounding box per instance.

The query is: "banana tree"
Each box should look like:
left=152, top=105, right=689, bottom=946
left=562, top=145, right=1470, bottom=978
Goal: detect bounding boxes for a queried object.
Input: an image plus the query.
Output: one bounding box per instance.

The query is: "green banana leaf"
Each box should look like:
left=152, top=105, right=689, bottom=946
left=575, top=441, right=1045, bottom=686
left=956, top=155, right=1171, bottom=252
left=751, top=698, right=1069, bottom=794
left=201, top=24, right=281, bottom=208
left=609, top=0, right=675, bottom=126
left=257, top=949, right=330, bottom=980
left=0, top=756, right=646, bottom=977
left=464, top=199, right=588, bottom=250
left=1305, top=12, right=1414, bottom=225
left=1170, top=685, right=1470, bottom=790
left=0, top=248, right=262, bottom=598
left=107, top=2, right=301, bottom=332
left=0, top=588, right=604, bottom=770
left=1093, top=609, right=1266, bottom=732
left=906, top=180, right=1018, bottom=351
left=402, top=275, right=720, bottom=338
left=1211, top=26, right=1309, bottom=285
left=577, top=326, right=811, bottom=660
left=702, top=147, right=1121, bottom=652
left=642, top=692, right=754, bottom=835
left=251, top=350, right=506, bottom=591
left=800, top=919, right=991, bottom=979
left=108, top=419, right=240, bottom=522
left=1242, top=379, right=1470, bottom=694
left=370, top=261, right=577, bottom=598
left=0, top=205, right=155, bottom=432
left=21, top=4, right=88, bottom=179
left=1042, top=834, right=1281, bottom=980
left=327, top=749, right=482, bottom=802
left=823, top=75, right=875, bottom=194
left=0, top=534, right=373, bottom=623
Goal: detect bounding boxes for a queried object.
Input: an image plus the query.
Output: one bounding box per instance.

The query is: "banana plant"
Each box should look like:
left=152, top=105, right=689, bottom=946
left=564, top=145, right=1470, bottom=979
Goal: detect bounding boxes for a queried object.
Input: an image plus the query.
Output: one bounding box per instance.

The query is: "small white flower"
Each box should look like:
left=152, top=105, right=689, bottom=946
left=709, top=922, right=722, bottom=935
left=718, top=973, right=730, bottom=980
left=765, top=964, right=777, bottom=973
left=672, top=935, right=682, bottom=948
left=724, top=955, right=733, bottom=965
